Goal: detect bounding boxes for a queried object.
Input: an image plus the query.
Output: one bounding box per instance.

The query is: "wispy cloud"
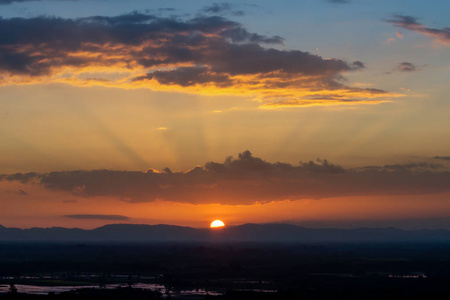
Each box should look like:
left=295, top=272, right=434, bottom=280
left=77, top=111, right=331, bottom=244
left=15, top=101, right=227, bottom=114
left=0, top=13, right=399, bottom=106
left=0, top=0, right=73, bottom=4
left=0, top=0, right=37, bottom=4
left=6, top=189, right=29, bottom=195
left=64, top=214, right=130, bottom=220
left=387, top=15, right=450, bottom=46
left=395, top=62, right=420, bottom=72
left=201, top=2, right=244, bottom=16
left=434, top=156, right=450, bottom=161
left=2, top=151, right=449, bottom=205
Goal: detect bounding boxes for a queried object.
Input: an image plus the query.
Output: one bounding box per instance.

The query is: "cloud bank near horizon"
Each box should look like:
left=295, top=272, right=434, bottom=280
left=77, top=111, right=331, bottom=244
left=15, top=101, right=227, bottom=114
left=2, top=151, right=449, bottom=205
left=0, top=12, right=398, bottom=106
left=64, top=214, right=130, bottom=220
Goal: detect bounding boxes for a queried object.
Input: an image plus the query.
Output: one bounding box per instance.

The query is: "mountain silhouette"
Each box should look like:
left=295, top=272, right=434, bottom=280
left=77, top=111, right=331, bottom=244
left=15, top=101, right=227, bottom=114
left=0, top=223, right=450, bottom=242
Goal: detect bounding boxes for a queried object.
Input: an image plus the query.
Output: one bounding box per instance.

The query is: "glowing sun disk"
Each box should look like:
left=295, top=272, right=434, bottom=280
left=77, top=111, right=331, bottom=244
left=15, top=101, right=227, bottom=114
left=210, top=220, right=225, bottom=228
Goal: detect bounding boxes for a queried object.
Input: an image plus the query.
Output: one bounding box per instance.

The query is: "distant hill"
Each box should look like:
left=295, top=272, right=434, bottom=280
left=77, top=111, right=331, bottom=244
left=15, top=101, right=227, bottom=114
left=0, top=223, right=450, bottom=242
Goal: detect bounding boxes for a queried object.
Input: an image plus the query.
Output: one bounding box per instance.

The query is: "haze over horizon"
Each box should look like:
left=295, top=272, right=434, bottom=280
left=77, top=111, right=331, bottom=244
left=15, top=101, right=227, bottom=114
left=3, top=222, right=450, bottom=243
left=2, top=150, right=450, bottom=229
left=1, top=0, right=449, bottom=230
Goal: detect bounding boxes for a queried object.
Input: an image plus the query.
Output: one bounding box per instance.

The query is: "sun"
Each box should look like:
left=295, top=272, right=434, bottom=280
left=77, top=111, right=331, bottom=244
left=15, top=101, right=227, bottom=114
left=210, top=220, right=225, bottom=228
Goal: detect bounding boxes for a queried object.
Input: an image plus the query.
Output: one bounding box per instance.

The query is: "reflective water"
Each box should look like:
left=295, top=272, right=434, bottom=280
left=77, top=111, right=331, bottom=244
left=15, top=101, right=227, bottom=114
left=0, top=283, right=223, bottom=297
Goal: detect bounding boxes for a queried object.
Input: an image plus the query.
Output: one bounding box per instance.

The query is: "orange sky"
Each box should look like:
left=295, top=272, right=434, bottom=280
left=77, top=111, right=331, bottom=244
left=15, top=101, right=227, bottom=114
left=1, top=0, right=450, bottom=230
left=2, top=158, right=450, bottom=229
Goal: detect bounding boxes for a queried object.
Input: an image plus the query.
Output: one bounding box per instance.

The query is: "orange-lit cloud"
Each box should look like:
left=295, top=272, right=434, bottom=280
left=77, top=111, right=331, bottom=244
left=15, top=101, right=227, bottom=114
left=387, top=15, right=450, bottom=46
left=0, top=13, right=397, bottom=106
left=2, top=151, right=449, bottom=205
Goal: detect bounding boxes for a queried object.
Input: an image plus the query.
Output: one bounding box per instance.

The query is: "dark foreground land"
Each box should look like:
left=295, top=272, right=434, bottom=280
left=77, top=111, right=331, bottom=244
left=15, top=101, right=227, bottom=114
left=1, top=242, right=450, bottom=299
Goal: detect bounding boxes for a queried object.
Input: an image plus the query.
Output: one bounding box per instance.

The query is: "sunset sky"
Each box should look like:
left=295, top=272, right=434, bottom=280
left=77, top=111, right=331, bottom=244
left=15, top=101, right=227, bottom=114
left=1, top=0, right=449, bottom=229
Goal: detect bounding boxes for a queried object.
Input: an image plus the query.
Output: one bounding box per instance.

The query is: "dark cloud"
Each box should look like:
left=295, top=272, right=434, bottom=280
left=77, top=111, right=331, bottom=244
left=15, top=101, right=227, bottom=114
left=0, top=0, right=73, bottom=4
left=382, top=163, right=442, bottom=171
left=2, top=151, right=449, bottom=205
left=351, top=61, right=365, bottom=69
left=0, top=0, right=37, bottom=4
left=0, top=172, right=38, bottom=183
left=202, top=2, right=245, bottom=16
left=64, top=214, right=130, bottom=220
left=395, top=62, right=419, bottom=72
left=0, top=12, right=393, bottom=105
left=203, top=3, right=232, bottom=14
left=387, top=15, right=450, bottom=45
left=134, top=66, right=233, bottom=87
left=6, top=189, right=29, bottom=195
left=299, top=159, right=345, bottom=173
left=15, top=189, right=28, bottom=195
left=387, top=15, right=420, bottom=26
left=434, top=156, right=450, bottom=161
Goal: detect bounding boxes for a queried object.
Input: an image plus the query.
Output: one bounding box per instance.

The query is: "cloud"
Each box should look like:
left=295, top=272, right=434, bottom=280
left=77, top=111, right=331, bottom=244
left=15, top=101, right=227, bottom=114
left=64, top=214, right=130, bottom=220
left=15, top=189, right=28, bottom=195
left=134, top=66, right=233, bottom=87
left=2, top=151, right=449, bottom=205
left=0, top=13, right=398, bottom=106
left=0, top=0, right=73, bottom=4
left=0, top=0, right=37, bottom=4
left=203, top=3, right=232, bottom=13
left=434, top=156, right=450, bottom=161
left=387, top=15, right=450, bottom=45
left=202, top=2, right=244, bottom=16
left=0, top=172, right=38, bottom=183
left=378, top=163, right=441, bottom=171
left=6, top=189, right=29, bottom=195
left=395, top=62, right=419, bottom=72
